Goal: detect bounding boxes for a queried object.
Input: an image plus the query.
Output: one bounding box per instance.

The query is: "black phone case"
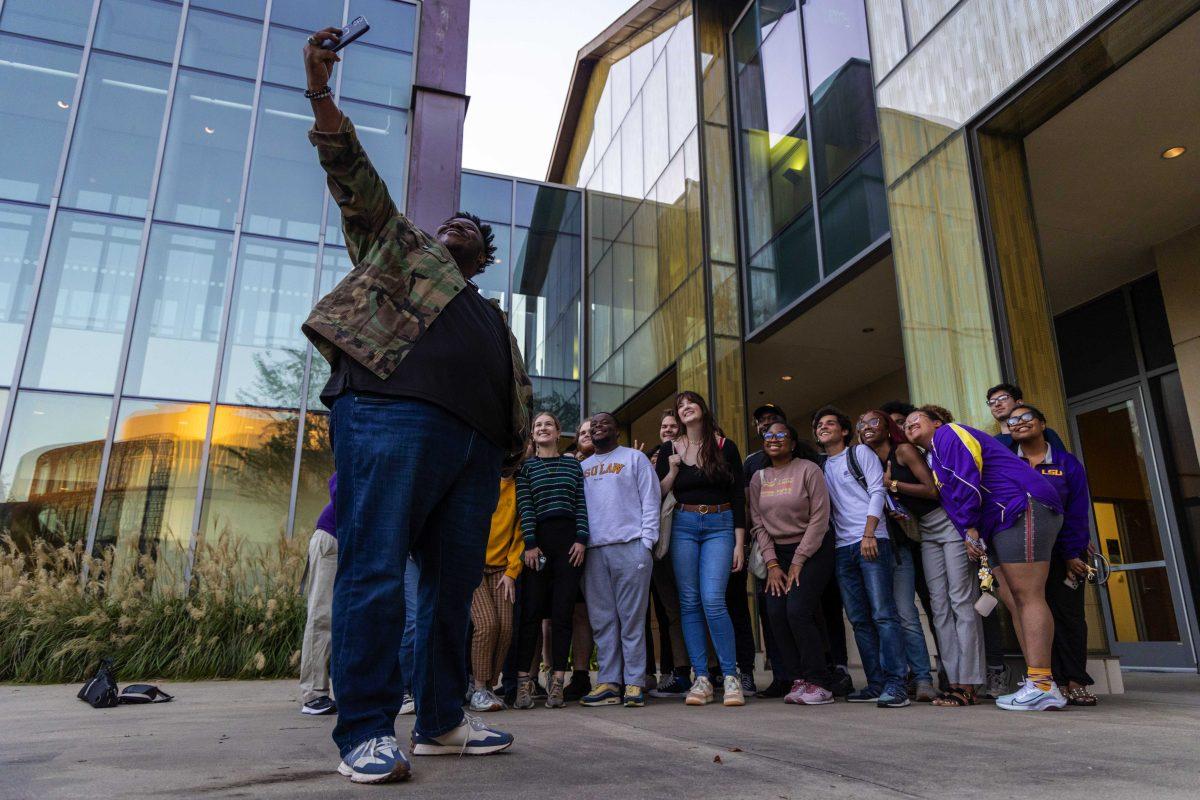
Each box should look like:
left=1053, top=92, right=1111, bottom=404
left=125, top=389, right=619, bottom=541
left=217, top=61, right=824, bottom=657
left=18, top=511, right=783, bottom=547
left=323, top=16, right=370, bottom=52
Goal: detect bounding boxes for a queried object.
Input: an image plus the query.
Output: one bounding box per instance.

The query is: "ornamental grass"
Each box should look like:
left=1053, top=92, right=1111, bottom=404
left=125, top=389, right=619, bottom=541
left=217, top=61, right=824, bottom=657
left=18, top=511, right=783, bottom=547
left=0, top=529, right=307, bottom=684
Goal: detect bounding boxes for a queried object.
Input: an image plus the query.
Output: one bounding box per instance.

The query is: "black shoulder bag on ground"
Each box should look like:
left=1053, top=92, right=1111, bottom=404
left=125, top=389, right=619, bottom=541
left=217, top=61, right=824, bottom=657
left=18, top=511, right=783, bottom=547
left=119, top=684, right=175, bottom=704
left=77, top=658, right=120, bottom=708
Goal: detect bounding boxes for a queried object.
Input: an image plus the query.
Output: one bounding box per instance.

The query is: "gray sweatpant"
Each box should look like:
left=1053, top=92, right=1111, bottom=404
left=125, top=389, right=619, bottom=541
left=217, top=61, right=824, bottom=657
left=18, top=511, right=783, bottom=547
left=584, top=539, right=654, bottom=687
left=919, top=508, right=986, bottom=685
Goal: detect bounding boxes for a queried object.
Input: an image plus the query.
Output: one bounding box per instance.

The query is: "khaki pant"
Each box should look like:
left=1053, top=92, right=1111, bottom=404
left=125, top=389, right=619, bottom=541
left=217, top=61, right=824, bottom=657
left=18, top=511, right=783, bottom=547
left=299, top=529, right=337, bottom=702
left=471, top=567, right=514, bottom=687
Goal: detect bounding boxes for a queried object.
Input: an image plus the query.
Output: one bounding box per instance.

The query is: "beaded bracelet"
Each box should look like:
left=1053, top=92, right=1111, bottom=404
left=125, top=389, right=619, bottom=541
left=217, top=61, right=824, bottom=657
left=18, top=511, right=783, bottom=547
left=304, top=85, right=333, bottom=100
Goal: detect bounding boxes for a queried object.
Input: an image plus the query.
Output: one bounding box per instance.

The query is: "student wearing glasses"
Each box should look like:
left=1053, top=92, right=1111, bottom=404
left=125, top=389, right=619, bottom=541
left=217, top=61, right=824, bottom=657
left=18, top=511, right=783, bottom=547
left=1007, top=404, right=1097, bottom=706
left=986, top=383, right=1066, bottom=451
left=903, top=406, right=1067, bottom=711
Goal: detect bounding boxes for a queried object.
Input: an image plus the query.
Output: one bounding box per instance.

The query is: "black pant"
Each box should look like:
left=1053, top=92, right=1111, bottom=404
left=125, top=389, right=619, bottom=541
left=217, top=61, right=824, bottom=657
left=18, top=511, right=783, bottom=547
left=1046, top=558, right=1093, bottom=686
left=515, top=517, right=583, bottom=673
left=765, top=538, right=835, bottom=688
left=726, top=565, right=757, bottom=673
left=820, top=570, right=848, bottom=667
left=982, top=604, right=1005, bottom=669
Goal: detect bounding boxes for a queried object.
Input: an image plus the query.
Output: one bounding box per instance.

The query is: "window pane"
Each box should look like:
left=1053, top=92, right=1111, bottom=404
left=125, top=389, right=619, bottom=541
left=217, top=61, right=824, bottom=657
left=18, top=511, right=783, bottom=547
left=0, top=203, right=48, bottom=383
left=0, top=35, right=81, bottom=204
left=306, top=247, right=352, bottom=408
left=641, top=58, right=669, bottom=197
left=291, top=411, right=333, bottom=539
left=747, top=210, right=819, bottom=329
left=349, top=0, right=417, bottom=52
left=460, top=173, right=511, bottom=224
left=620, top=96, right=643, bottom=199
left=341, top=43, right=412, bottom=108
left=270, top=0, right=339, bottom=30
left=219, top=237, right=318, bottom=408
left=532, top=377, right=580, bottom=432
left=61, top=55, right=171, bottom=217
left=1054, top=291, right=1138, bottom=397
left=0, top=0, right=92, bottom=45
left=180, top=8, right=262, bottom=81
left=1131, top=274, right=1175, bottom=371
left=93, top=398, right=206, bottom=583
left=665, top=15, right=697, bottom=157
left=343, top=101, right=408, bottom=203
left=243, top=87, right=324, bottom=241
left=155, top=71, right=254, bottom=230
left=124, top=225, right=234, bottom=401
left=191, top=0, right=266, bottom=20
left=263, top=24, right=309, bottom=89
left=93, top=0, right=182, bottom=63
left=21, top=212, right=142, bottom=393
left=0, top=391, right=111, bottom=548
left=816, top=146, right=887, bottom=270
left=198, top=404, right=296, bottom=558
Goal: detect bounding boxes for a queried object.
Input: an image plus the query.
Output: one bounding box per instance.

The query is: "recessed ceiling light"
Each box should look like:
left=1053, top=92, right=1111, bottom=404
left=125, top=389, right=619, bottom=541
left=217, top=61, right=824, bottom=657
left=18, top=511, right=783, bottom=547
left=781, top=375, right=793, bottom=381
left=862, top=327, right=875, bottom=333
left=1161, top=146, right=1186, bottom=159
left=57, top=100, right=69, bottom=109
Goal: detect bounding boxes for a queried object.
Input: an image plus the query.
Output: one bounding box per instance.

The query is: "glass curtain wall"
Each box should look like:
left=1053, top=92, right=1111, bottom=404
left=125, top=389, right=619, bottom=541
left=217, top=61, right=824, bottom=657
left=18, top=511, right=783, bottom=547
left=460, top=171, right=584, bottom=432
left=572, top=3, right=706, bottom=416
left=731, top=0, right=888, bottom=332
left=0, top=0, right=418, bottom=582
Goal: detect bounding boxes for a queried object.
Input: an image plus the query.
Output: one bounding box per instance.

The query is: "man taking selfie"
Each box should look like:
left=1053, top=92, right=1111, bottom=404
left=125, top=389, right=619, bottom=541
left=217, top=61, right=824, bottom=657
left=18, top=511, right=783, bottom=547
left=301, top=27, right=531, bottom=784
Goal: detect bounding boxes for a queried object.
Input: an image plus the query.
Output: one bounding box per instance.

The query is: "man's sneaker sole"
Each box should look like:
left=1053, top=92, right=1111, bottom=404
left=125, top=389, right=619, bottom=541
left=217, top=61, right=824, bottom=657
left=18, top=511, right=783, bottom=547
left=410, top=740, right=513, bottom=756
left=337, top=760, right=411, bottom=784
left=302, top=705, right=335, bottom=716
left=580, top=696, right=621, bottom=707
left=996, top=697, right=1066, bottom=712
left=877, top=697, right=911, bottom=708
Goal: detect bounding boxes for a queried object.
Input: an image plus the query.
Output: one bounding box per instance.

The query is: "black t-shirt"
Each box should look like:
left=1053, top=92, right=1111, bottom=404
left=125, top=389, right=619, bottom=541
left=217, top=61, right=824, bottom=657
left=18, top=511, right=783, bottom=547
left=655, top=438, right=746, bottom=529
left=320, top=283, right=513, bottom=450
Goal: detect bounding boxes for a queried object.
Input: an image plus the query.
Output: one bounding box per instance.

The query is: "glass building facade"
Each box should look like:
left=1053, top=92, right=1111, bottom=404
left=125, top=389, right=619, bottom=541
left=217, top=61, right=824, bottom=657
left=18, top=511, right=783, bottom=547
left=0, top=0, right=418, bottom=577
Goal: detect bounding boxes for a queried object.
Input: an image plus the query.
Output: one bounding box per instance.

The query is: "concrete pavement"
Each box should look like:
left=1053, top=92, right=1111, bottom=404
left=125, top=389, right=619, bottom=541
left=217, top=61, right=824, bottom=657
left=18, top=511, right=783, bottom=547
left=2, top=672, right=1198, bottom=799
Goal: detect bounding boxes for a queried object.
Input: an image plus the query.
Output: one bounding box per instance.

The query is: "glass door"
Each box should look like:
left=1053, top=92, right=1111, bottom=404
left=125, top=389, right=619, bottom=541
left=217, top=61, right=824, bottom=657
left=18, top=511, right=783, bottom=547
left=1070, top=386, right=1197, bottom=668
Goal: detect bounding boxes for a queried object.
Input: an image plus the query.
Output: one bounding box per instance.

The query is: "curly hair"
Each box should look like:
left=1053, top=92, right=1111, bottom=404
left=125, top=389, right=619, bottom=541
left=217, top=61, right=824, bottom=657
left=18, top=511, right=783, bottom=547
left=918, top=404, right=955, bottom=424
left=451, top=210, right=497, bottom=268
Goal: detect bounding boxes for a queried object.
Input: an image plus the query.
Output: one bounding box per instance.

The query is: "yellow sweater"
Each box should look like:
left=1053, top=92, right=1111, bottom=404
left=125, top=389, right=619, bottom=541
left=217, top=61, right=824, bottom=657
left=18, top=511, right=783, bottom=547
left=487, top=477, right=524, bottom=579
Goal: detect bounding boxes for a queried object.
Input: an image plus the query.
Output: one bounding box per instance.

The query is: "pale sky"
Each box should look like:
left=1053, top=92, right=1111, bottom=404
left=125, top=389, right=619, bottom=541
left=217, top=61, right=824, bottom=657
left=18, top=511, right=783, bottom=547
left=462, top=0, right=635, bottom=182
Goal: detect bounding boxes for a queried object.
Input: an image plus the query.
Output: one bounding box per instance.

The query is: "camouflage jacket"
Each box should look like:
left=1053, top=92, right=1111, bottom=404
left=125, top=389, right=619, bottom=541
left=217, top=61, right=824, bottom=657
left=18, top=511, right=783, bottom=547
left=302, top=116, right=532, bottom=464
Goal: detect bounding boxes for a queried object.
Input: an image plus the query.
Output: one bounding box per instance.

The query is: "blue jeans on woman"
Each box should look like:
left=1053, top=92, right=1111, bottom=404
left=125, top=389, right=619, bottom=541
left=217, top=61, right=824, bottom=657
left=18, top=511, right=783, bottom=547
left=330, top=394, right=502, bottom=757
left=893, top=543, right=933, bottom=685
left=670, top=509, right=737, bottom=679
left=835, top=538, right=906, bottom=695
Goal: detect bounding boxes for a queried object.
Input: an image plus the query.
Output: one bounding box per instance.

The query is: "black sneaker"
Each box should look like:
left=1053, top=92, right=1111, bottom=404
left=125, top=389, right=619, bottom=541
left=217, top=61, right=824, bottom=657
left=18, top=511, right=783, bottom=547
left=302, top=695, right=337, bottom=715
left=563, top=670, right=592, bottom=702
left=755, top=678, right=788, bottom=699
left=739, top=673, right=757, bottom=695
left=831, top=667, right=855, bottom=698
left=648, top=674, right=690, bottom=698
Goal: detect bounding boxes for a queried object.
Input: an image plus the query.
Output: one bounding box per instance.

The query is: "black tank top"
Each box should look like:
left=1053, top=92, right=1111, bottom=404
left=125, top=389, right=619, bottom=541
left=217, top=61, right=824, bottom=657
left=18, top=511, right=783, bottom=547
left=886, top=448, right=940, bottom=519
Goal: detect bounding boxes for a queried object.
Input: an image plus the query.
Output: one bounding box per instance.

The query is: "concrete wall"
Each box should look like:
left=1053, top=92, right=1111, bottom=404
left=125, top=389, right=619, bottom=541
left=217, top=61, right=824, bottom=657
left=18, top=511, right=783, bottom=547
left=1155, top=225, right=1200, bottom=465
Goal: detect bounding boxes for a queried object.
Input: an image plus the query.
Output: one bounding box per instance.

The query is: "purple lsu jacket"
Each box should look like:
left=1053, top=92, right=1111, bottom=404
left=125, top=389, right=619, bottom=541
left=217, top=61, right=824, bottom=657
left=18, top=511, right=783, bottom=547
left=927, top=423, right=1062, bottom=542
left=1024, top=447, right=1092, bottom=561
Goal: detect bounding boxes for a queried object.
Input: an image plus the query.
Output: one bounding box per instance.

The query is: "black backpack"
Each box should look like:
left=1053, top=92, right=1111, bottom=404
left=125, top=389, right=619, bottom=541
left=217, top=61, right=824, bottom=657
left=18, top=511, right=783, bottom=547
left=820, top=446, right=904, bottom=561
left=77, top=659, right=119, bottom=709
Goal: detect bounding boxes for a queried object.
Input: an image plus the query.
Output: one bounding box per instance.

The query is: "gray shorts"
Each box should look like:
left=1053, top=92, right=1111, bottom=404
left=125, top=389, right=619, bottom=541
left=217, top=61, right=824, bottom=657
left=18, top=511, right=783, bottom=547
left=986, top=499, right=1062, bottom=565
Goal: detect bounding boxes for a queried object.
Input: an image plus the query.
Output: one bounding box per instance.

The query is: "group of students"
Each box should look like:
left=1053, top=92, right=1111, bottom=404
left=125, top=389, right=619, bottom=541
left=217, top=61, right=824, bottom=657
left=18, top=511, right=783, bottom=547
left=299, top=380, right=1099, bottom=719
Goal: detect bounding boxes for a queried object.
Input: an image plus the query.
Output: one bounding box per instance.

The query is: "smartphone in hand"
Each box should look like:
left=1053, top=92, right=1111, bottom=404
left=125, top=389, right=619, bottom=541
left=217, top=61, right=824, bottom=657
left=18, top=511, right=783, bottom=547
left=322, top=16, right=370, bottom=51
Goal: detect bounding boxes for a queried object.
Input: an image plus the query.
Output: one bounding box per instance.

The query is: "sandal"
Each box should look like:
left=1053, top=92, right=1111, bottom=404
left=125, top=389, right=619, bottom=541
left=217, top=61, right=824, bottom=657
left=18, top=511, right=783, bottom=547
left=1067, top=687, right=1098, bottom=706
left=931, top=687, right=977, bottom=707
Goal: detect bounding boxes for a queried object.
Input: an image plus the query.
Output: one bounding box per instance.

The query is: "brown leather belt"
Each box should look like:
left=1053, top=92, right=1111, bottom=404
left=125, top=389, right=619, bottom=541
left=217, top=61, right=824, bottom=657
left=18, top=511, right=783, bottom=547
left=678, top=502, right=733, bottom=514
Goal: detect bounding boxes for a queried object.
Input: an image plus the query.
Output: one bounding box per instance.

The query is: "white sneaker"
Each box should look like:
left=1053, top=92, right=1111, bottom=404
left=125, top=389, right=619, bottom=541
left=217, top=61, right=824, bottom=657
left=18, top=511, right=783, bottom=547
left=995, top=681, right=1066, bottom=711
left=469, top=688, right=505, bottom=712
left=685, top=676, right=714, bottom=706
left=410, top=713, right=514, bottom=755
left=399, top=694, right=415, bottom=715
left=723, top=674, right=745, bottom=707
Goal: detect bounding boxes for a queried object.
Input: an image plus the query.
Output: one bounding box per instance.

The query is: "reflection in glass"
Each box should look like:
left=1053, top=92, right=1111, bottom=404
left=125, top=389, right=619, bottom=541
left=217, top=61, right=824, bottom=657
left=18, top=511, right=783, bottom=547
left=747, top=213, right=819, bottom=328
left=270, top=0, right=336, bottom=31
left=349, top=0, right=417, bottom=52
left=0, top=391, right=111, bottom=548
left=291, top=411, right=333, bottom=539
left=93, top=399, right=206, bottom=584
left=475, top=224, right=510, bottom=307
left=342, top=101, right=408, bottom=206
left=665, top=15, right=697, bottom=157
left=243, top=87, right=324, bottom=241
left=124, top=225, right=234, bottom=401
left=0, top=203, right=48, bottom=382
left=0, top=0, right=92, bottom=45
left=192, top=0, right=266, bottom=17
left=198, top=404, right=297, bottom=557
left=219, top=237, right=317, bottom=408
left=263, top=25, right=309, bottom=90
left=180, top=8, right=263, bottom=80
left=21, top=212, right=142, bottom=393
left=341, top=44, right=413, bottom=108
left=817, top=147, right=887, bottom=270
left=641, top=58, right=669, bottom=197
left=461, top=172, right=512, bottom=225
left=307, top=248, right=353, bottom=408
left=93, top=0, right=182, bottom=63
left=0, top=35, right=81, bottom=204
left=532, top=377, right=580, bottom=433
left=61, top=55, right=171, bottom=217
left=155, top=71, right=254, bottom=230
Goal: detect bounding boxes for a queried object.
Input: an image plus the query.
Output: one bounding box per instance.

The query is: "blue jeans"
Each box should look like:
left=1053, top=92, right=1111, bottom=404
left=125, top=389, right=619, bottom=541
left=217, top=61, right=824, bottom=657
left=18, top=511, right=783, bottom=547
left=330, top=395, right=502, bottom=756
left=398, top=557, right=419, bottom=697
left=893, top=544, right=933, bottom=684
left=835, top=538, right=906, bottom=693
left=670, top=509, right=736, bottom=678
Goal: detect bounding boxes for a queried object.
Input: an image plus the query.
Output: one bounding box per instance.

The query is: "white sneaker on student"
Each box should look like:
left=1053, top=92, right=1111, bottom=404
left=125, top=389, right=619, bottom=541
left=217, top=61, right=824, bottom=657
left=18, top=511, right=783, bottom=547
left=995, top=681, right=1066, bottom=711
left=685, top=676, right=714, bottom=706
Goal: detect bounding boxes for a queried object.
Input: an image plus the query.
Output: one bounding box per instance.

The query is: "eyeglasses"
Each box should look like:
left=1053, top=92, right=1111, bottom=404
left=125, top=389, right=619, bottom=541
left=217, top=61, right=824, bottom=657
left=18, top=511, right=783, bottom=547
left=1006, top=411, right=1037, bottom=427
left=855, top=417, right=882, bottom=431
left=986, top=393, right=1012, bottom=408
left=903, top=421, right=922, bottom=432
left=762, top=431, right=790, bottom=442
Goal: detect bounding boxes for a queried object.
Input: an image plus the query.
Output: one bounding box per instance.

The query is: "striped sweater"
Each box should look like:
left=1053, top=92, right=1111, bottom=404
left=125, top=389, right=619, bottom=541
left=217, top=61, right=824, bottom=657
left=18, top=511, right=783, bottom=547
left=515, top=455, right=589, bottom=547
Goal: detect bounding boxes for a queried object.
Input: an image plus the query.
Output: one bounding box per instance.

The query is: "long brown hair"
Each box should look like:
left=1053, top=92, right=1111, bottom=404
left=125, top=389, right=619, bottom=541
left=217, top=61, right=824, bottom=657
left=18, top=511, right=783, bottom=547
left=674, top=391, right=731, bottom=485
